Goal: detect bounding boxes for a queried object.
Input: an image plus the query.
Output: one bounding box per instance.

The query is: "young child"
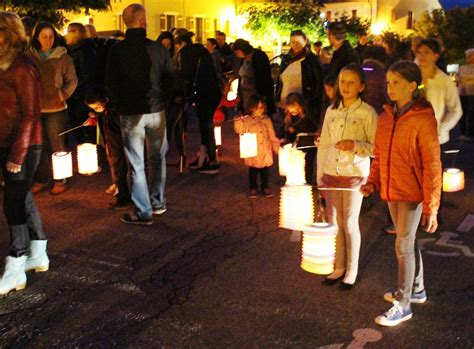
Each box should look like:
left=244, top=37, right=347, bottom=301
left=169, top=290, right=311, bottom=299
left=283, top=93, right=318, bottom=184
left=317, top=63, right=378, bottom=289
left=85, top=89, right=131, bottom=209
left=234, top=95, right=279, bottom=198
left=361, top=61, right=441, bottom=327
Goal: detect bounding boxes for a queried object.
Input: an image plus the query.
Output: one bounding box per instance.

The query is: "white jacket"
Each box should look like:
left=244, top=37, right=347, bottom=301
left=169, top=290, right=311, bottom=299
left=317, top=99, right=378, bottom=186
left=425, top=68, right=463, bottom=144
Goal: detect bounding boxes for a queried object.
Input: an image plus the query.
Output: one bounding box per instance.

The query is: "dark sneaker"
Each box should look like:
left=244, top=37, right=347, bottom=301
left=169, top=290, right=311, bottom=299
left=248, top=189, right=257, bottom=198
left=384, top=224, right=396, bottom=234
left=384, top=289, right=427, bottom=304
left=121, top=213, right=153, bottom=226
left=152, top=206, right=167, bottom=216
left=50, top=181, right=68, bottom=195
left=186, top=158, right=200, bottom=169
left=375, top=302, right=412, bottom=327
left=108, top=199, right=132, bottom=210
left=199, top=162, right=220, bottom=174
left=262, top=188, right=273, bottom=198
left=31, top=182, right=48, bottom=194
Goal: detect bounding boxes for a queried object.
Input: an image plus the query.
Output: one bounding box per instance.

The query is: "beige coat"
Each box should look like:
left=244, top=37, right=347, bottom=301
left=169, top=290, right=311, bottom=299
left=28, top=46, right=78, bottom=113
left=234, top=115, right=280, bottom=168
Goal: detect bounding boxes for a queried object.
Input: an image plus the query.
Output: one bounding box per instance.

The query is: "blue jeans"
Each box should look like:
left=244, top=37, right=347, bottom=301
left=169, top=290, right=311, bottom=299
left=120, top=112, right=168, bottom=219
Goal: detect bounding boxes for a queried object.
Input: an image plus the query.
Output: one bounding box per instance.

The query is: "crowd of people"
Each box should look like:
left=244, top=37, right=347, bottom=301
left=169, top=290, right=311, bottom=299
left=0, top=2, right=473, bottom=328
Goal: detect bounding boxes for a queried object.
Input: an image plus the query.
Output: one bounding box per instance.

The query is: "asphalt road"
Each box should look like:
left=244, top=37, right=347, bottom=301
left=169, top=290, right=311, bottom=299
left=0, top=120, right=473, bottom=348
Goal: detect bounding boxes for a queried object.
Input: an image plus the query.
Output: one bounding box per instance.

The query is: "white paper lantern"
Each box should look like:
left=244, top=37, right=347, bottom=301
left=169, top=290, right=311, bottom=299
left=443, top=168, right=465, bottom=192
left=286, top=147, right=306, bottom=186
left=52, top=151, right=73, bottom=180
left=240, top=133, right=257, bottom=158
left=279, top=185, right=314, bottom=231
left=214, top=126, right=222, bottom=146
left=301, top=222, right=337, bottom=275
left=226, top=79, right=239, bottom=101
left=278, top=144, right=292, bottom=176
left=77, top=143, right=99, bottom=175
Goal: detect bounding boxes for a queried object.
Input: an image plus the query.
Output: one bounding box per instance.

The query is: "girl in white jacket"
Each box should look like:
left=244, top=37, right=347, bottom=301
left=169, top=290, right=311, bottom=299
left=317, top=63, right=378, bottom=289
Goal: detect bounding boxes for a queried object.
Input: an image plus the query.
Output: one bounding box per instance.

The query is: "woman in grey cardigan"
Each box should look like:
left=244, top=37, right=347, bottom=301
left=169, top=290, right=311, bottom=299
left=28, top=22, right=78, bottom=195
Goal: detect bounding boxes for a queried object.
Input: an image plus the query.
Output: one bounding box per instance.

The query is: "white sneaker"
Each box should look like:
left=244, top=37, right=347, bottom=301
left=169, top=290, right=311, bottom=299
left=375, top=302, right=412, bottom=327
left=0, top=256, right=27, bottom=295
left=25, top=240, right=50, bottom=272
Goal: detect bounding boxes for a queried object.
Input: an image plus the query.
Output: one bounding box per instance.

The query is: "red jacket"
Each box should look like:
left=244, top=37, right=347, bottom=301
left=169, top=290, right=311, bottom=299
left=367, top=100, right=442, bottom=215
left=0, top=54, right=42, bottom=165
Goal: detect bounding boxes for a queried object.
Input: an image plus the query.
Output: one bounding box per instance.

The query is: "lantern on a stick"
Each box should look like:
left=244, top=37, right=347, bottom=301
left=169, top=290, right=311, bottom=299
left=227, top=79, right=239, bottom=101
left=240, top=133, right=257, bottom=158
left=214, top=126, right=222, bottom=146
left=279, top=147, right=314, bottom=231
left=301, top=222, right=337, bottom=275
left=52, top=151, right=73, bottom=180
left=77, top=143, right=99, bottom=175
left=278, top=144, right=292, bottom=176
left=443, top=168, right=465, bottom=192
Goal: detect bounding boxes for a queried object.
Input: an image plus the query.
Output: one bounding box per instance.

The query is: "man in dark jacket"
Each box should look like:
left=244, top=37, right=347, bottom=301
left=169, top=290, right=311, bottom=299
left=326, top=22, right=359, bottom=81
left=65, top=22, right=98, bottom=144
left=175, top=34, right=221, bottom=174
left=105, top=4, right=173, bottom=225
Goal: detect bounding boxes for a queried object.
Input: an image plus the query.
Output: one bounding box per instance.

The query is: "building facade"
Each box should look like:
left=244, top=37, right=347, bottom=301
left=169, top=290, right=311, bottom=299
left=65, top=0, right=442, bottom=40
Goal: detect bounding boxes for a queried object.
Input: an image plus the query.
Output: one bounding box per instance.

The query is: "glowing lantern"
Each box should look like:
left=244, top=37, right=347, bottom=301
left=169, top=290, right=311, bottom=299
left=214, top=126, right=222, bottom=146
left=443, top=168, right=465, bottom=192
left=240, top=133, right=257, bottom=158
left=285, top=147, right=306, bottom=186
left=77, top=143, right=99, bottom=175
left=52, top=151, right=73, bottom=180
left=278, top=143, right=292, bottom=176
left=301, top=222, right=337, bottom=275
left=227, top=79, right=239, bottom=101
left=279, top=147, right=314, bottom=231
left=279, top=185, right=314, bottom=231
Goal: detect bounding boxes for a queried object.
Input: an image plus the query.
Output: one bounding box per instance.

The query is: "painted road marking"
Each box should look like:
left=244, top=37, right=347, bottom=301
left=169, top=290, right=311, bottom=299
left=457, top=214, right=474, bottom=233
left=317, top=328, right=383, bottom=349
left=419, top=232, right=474, bottom=257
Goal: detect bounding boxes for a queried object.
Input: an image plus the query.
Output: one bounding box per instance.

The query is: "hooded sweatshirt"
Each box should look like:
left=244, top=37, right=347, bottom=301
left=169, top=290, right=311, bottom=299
left=28, top=46, right=78, bottom=113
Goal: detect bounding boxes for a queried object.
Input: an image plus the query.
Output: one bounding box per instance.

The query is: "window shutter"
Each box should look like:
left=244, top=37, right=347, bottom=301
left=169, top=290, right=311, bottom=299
left=159, top=14, right=166, bottom=32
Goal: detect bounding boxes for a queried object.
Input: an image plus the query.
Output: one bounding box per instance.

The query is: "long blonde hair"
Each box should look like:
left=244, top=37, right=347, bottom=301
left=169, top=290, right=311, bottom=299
left=0, top=12, right=27, bottom=70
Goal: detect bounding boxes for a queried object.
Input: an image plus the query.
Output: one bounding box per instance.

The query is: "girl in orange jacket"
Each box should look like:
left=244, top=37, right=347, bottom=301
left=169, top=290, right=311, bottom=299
left=361, top=61, right=442, bottom=327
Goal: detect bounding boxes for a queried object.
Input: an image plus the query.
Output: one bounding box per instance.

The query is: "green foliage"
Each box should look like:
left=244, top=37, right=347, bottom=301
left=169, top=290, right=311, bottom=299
left=240, top=3, right=370, bottom=48
left=415, top=6, right=474, bottom=62
left=3, top=0, right=110, bottom=28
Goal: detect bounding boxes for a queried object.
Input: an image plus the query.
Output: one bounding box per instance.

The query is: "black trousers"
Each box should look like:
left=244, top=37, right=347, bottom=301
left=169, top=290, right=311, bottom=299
left=0, top=146, right=46, bottom=256
left=460, top=96, right=474, bottom=137
left=195, top=96, right=219, bottom=162
left=103, top=113, right=130, bottom=203
left=249, top=166, right=269, bottom=190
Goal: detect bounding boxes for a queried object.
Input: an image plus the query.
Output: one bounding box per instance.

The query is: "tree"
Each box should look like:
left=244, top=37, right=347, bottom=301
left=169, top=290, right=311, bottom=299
left=240, top=3, right=369, bottom=48
left=415, top=6, right=474, bottom=62
left=3, top=0, right=110, bottom=28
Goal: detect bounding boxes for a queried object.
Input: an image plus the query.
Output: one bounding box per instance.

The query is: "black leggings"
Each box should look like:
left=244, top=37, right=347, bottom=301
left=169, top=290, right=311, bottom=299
left=249, top=167, right=269, bottom=190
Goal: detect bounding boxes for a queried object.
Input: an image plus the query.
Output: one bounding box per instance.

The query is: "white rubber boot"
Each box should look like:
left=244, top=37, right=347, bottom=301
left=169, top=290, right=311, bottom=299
left=25, top=240, right=49, bottom=272
left=0, top=256, right=27, bottom=295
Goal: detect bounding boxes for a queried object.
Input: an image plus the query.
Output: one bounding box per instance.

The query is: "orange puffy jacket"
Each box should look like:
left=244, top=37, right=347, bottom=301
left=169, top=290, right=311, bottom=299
left=367, top=100, right=442, bottom=215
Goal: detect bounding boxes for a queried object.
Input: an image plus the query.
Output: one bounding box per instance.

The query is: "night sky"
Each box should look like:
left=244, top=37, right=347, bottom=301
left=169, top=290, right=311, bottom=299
left=439, top=0, right=474, bottom=9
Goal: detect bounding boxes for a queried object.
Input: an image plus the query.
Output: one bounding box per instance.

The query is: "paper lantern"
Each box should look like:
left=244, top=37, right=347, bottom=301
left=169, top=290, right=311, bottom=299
left=52, top=151, right=73, bottom=180
left=286, top=147, right=306, bottom=186
left=240, top=133, right=257, bottom=158
left=279, top=185, right=314, bottom=231
left=278, top=144, right=292, bottom=176
left=226, top=79, right=239, bottom=101
left=214, top=126, right=222, bottom=146
left=443, top=168, right=465, bottom=192
left=301, top=222, right=337, bottom=275
left=77, top=143, right=99, bottom=175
